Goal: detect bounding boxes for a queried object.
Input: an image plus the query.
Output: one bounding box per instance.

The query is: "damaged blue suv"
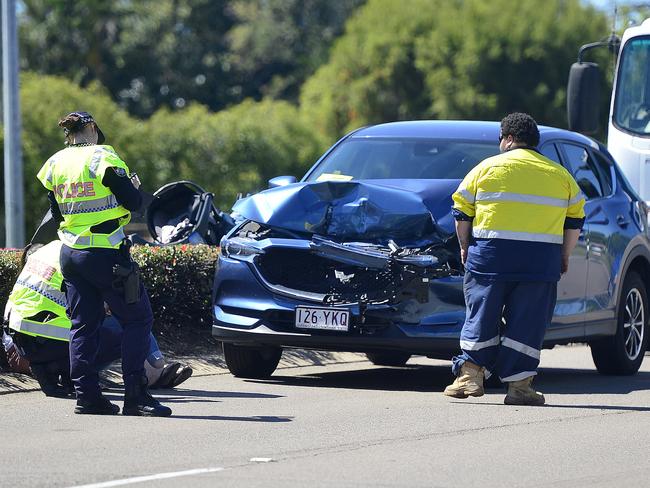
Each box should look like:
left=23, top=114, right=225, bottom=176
left=213, top=121, right=650, bottom=378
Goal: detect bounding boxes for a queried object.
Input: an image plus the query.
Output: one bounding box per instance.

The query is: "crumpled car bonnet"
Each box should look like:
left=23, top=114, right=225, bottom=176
left=232, top=180, right=456, bottom=244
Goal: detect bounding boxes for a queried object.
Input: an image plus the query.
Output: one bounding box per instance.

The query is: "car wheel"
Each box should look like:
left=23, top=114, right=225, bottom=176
left=365, top=352, right=411, bottom=367
left=222, top=343, right=282, bottom=379
left=591, top=271, right=648, bottom=375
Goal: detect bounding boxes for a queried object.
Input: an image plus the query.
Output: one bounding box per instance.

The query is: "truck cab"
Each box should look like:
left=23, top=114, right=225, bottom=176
left=568, top=18, right=650, bottom=202
left=609, top=19, right=650, bottom=200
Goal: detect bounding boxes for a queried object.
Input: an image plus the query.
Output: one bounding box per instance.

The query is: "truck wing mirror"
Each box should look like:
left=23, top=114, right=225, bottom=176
left=567, top=62, right=601, bottom=135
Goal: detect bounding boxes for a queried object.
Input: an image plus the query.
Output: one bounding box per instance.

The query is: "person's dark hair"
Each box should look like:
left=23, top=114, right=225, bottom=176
left=58, top=113, right=85, bottom=135
left=58, top=111, right=102, bottom=145
left=500, top=112, right=540, bottom=147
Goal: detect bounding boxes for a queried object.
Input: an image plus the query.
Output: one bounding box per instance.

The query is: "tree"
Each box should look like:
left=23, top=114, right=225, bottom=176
left=19, top=0, right=237, bottom=117
left=300, top=0, right=439, bottom=138
left=227, top=0, right=365, bottom=101
left=144, top=99, right=325, bottom=210
left=111, top=0, right=235, bottom=116
left=18, top=0, right=365, bottom=117
left=301, top=0, right=610, bottom=140
left=415, top=0, right=609, bottom=125
left=11, top=73, right=144, bottom=237
left=0, top=74, right=326, bottom=238
left=19, top=0, right=124, bottom=87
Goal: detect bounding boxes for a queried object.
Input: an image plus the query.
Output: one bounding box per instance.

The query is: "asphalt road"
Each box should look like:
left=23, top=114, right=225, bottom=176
left=2, top=345, right=650, bottom=488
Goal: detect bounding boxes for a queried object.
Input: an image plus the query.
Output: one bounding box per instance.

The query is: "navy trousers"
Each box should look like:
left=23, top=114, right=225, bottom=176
left=60, top=244, right=153, bottom=401
left=452, top=271, right=557, bottom=382
left=12, top=317, right=160, bottom=369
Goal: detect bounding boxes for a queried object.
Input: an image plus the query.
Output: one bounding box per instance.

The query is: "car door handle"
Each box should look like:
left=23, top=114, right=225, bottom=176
left=586, top=205, right=608, bottom=225
left=616, top=215, right=630, bottom=228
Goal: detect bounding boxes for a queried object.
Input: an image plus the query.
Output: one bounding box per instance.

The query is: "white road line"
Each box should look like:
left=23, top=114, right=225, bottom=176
left=250, top=457, right=274, bottom=463
left=68, top=467, right=224, bottom=488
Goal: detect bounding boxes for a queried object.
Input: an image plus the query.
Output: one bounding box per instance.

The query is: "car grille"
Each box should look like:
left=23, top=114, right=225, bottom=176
left=255, top=248, right=405, bottom=304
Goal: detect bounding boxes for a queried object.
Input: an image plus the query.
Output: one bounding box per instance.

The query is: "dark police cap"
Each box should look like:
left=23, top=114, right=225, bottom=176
left=62, top=111, right=105, bottom=144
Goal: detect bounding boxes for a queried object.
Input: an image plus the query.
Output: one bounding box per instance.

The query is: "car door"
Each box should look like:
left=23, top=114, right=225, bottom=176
left=539, top=142, right=586, bottom=341
left=559, top=142, right=618, bottom=333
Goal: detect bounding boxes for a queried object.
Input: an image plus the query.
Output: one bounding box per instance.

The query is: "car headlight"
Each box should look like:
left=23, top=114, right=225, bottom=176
left=220, top=236, right=264, bottom=262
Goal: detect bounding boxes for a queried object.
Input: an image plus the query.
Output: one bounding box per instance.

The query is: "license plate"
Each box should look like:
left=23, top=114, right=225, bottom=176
left=295, top=306, right=350, bottom=331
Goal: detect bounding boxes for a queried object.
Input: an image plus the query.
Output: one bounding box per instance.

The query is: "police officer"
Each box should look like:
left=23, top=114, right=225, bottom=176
left=37, top=111, right=171, bottom=416
left=3, top=241, right=72, bottom=396
left=3, top=240, right=193, bottom=397
left=444, top=113, right=585, bottom=405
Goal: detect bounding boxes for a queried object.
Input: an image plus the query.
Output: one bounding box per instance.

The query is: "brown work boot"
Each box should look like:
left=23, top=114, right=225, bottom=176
left=443, top=361, right=485, bottom=398
left=504, top=376, right=545, bottom=406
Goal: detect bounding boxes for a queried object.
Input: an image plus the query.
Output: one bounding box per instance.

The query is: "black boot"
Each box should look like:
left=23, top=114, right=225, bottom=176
left=30, top=363, right=73, bottom=399
left=74, top=396, right=120, bottom=415
left=123, top=374, right=172, bottom=417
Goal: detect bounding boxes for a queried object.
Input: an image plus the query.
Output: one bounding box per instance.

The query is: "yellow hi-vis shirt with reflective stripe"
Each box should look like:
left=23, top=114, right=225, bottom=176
left=36, top=145, right=132, bottom=249
left=452, top=148, right=586, bottom=244
left=6, top=241, right=71, bottom=341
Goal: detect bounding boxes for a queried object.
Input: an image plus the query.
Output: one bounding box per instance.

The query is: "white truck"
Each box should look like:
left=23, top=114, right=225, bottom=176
left=568, top=18, right=650, bottom=200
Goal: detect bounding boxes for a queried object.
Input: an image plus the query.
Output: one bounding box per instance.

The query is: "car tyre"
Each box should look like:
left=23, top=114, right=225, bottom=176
left=591, top=271, right=649, bottom=375
left=223, top=343, right=282, bottom=379
left=365, top=352, right=411, bottom=367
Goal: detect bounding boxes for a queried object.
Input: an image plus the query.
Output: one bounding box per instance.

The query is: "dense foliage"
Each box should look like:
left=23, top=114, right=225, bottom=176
left=1, top=74, right=324, bottom=239
left=19, top=0, right=363, bottom=117
left=300, top=0, right=611, bottom=139
left=131, top=245, right=219, bottom=338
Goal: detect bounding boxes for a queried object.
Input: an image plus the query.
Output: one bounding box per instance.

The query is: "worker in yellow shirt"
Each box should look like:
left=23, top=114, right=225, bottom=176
left=444, top=113, right=585, bottom=405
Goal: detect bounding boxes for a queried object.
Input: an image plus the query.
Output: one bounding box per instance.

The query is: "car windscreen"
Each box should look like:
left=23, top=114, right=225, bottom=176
left=305, top=137, right=499, bottom=181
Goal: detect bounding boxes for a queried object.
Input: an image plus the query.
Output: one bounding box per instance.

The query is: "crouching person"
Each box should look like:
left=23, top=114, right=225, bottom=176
left=3, top=240, right=192, bottom=399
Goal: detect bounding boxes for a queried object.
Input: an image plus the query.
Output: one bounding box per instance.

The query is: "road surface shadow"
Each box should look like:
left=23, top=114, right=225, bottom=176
left=151, top=389, right=284, bottom=399
left=451, top=401, right=650, bottom=412
left=247, top=364, right=452, bottom=392
left=246, top=363, right=650, bottom=396
left=103, top=388, right=283, bottom=404
left=171, top=415, right=293, bottom=422
left=533, top=366, right=650, bottom=395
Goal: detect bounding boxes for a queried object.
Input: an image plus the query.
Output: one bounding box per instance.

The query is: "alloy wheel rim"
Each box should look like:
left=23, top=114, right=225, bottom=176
left=623, top=288, right=645, bottom=361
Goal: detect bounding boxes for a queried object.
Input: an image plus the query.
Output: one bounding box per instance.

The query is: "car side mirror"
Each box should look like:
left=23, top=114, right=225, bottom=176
left=567, top=62, right=601, bottom=135
left=268, top=176, right=297, bottom=188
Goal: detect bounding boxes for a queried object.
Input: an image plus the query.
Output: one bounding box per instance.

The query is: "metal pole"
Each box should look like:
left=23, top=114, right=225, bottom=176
left=2, top=0, right=24, bottom=247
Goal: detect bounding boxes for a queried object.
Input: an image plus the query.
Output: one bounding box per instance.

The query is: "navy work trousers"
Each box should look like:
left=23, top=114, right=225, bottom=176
left=452, top=271, right=557, bottom=382
left=12, top=317, right=161, bottom=369
left=60, top=244, right=153, bottom=401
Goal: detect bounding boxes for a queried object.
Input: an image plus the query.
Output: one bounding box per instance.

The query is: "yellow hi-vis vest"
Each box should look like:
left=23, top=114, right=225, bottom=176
left=5, top=241, right=71, bottom=341
left=452, top=148, right=586, bottom=244
left=36, top=145, right=132, bottom=249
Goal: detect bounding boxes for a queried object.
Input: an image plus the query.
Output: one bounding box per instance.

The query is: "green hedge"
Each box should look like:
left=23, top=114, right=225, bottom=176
left=0, top=245, right=219, bottom=345
left=131, top=245, right=220, bottom=342
left=0, top=249, right=21, bottom=317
